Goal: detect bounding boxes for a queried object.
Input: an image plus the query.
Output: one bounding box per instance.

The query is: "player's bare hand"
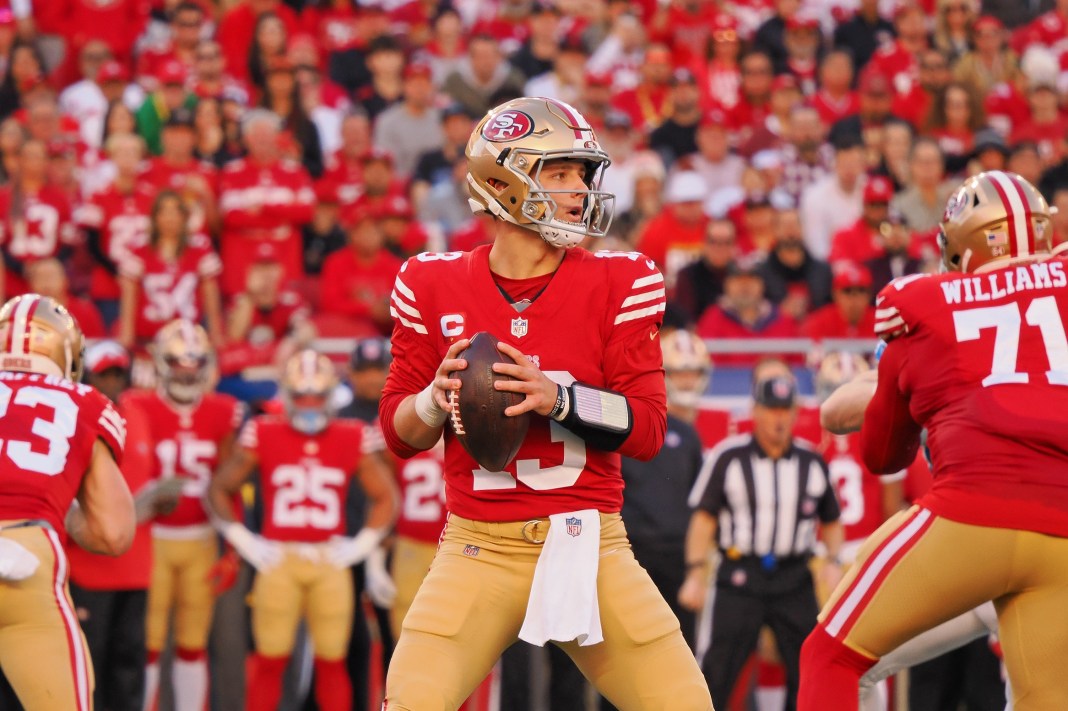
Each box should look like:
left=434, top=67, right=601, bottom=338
left=434, top=338, right=470, bottom=411
left=820, top=560, right=844, bottom=592
left=493, top=342, right=558, bottom=417
left=678, top=574, right=707, bottom=613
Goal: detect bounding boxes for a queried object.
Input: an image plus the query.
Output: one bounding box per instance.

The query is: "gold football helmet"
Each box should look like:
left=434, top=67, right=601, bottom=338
left=280, top=349, right=339, bottom=434
left=938, top=170, right=1052, bottom=273
left=661, top=329, right=710, bottom=409
left=466, top=96, right=614, bottom=248
left=153, top=319, right=214, bottom=404
left=0, top=294, right=84, bottom=381
left=815, top=351, right=871, bottom=403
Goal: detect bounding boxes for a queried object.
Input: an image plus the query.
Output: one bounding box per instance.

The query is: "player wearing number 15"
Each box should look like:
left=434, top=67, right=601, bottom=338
left=120, top=319, right=244, bottom=711
left=799, top=170, right=1068, bottom=711
left=207, top=349, right=398, bottom=711
left=0, top=293, right=135, bottom=711
left=379, top=97, right=712, bottom=710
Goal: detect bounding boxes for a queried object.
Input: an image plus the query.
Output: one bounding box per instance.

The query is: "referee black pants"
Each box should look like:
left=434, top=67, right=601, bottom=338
left=701, top=557, right=817, bottom=711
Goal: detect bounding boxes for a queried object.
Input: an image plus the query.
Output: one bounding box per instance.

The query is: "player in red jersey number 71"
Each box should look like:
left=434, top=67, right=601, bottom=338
left=798, top=170, right=1068, bottom=711
left=379, top=97, right=712, bottom=710
left=0, top=294, right=135, bottom=711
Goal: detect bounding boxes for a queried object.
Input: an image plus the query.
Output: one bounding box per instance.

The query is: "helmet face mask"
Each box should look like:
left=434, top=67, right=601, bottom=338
left=466, top=98, right=616, bottom=248
left=0, top=294, right=84, bottom=382
left=939, top=170, right=1052, bottom=274
left=153, top=319, right=214, bottom=405
left=281, top=350, right=338, bottom=435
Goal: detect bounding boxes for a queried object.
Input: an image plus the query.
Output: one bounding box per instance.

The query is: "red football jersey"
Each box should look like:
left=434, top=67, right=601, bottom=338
left=0, top=372, right=125, bottom=536
left=0, top=186, right=78, bottom=296
left=867, top=261, right=1068, bottom=537
left=239, top=415, right=383, bottom=542
left=819, top=431, right=898, bottom=543
left=380, top=246, right=668, bottom=521
left=124, top=390, right=244, bottom=528
left=118, top=234, right=222, bottom=342
left=77, top=184, right=154, bottom=300
left=141, top=158, right=218, bottom=232
left=393, top=442, right=447, bottom=543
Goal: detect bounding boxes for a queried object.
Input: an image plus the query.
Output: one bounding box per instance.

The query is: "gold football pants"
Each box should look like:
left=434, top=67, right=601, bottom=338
left=385, top=513, right=713, bottom=711
left=390, top=535, right=438, bottom=639
left=146, top=531, right=219, bottom=652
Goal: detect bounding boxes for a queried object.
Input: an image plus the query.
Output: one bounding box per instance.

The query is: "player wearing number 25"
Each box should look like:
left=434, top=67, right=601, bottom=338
left=379, top=97, right=712, bottom=710
left=799, top=170, right=1068, bottom=711
left=207, top=349, right=398, bottom=711
left=0, top=293, right=135, bottom=711
left=119, top=319, right=245, bottom=711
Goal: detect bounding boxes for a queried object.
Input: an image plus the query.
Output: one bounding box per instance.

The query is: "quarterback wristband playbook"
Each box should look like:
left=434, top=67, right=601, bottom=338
left=551, top=382, right=632, bottom=451
left=414, top=382, right=448, bottom=427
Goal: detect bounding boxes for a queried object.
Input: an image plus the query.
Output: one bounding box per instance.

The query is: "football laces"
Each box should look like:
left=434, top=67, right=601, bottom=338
left=448, top=389, right=465, bottom=436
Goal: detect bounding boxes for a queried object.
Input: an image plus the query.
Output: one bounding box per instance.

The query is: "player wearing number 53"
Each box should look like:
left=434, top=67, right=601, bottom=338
left=206, top=348, right=398, bottom=711
left=0, top=293, right=135, bottom=711
left=799, top=171, right=1068, bottom=711
left=378, top=97, right=712, bottom=710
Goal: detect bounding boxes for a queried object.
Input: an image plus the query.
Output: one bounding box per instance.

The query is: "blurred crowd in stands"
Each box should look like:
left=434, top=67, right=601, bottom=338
left=0, top=0, right=1067, bottom=397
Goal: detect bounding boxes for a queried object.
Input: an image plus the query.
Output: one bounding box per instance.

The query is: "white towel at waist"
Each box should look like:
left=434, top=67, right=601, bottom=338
left=518, top=509, right=603, bottom=647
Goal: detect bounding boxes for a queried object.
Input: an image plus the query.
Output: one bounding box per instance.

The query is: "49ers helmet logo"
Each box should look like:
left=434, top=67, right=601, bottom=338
left=481, top=111, right=535, bottom=142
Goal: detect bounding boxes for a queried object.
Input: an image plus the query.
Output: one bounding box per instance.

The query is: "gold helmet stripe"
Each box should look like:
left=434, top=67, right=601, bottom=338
left=986, top=171, right=1032, bottom=260
left=7, top=295, right=40, bottom=358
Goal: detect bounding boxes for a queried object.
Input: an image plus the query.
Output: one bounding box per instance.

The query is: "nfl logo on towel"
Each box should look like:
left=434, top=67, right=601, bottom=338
left=565, top=517, right=582, bottom=537
left=511, top=317, right=528, bottom=338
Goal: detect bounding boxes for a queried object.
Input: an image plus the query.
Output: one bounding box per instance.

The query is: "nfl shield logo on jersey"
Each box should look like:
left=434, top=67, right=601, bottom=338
left=511, top=317, right=528, bottom=338
left=565, top=517, right=582, bottom=537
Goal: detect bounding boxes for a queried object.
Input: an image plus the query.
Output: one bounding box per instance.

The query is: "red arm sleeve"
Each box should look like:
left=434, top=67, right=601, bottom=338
left=861, top=341, right=922, bottom=473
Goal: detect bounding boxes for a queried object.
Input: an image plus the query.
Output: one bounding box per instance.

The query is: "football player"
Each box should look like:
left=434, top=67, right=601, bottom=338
left=207, top=349, right=398, bottom=711
left=798, top=170, right=1068, bottom=710
left=379, top=97, right=712, bottom=710
left=124, top=319, right=244, bottom=711
left=0, top=294, right=135, bottom=710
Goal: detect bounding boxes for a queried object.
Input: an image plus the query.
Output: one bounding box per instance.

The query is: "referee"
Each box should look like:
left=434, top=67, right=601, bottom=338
left=679, top=366, right=844, bottom=711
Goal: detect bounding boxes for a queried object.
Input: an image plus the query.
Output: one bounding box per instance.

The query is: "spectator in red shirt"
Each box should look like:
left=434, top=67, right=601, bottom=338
left=925, top=81, right=986, bottom=175
left=260, top=55, right=323, bottom=178
left=611, top=43, right=675, bottom=132
left=697, top=14, right=742, bottom=112
left=800, top=261, right=876, bottom=340
left=319, top=204, right=402, bottom=336
left=868, top=5, right=929, bottom=97
left=672, top=217, right=739, bottom=326
left=0, top=41, right=47, bottom=120
left=636, top=170, right=709, bottom=286
left=136, top=1, right=205, bottom=91
left=696, top=255, right=800, bottom=365
left=891, top=49, right=952, bottom=129
left=142, top=107, right=219, bottom=234
left=25, top=257, right=106, bottom=339
left=319, top=110, right=372, bottom=211
left=865, top=212, right=923, bottom=294
left=217, top=0, right=300, bottom=86
left=829, top=175, right=895, bottom=263
left=724, top=51, right=774, bottom=146
left=190, top=40, right=250, bottom=108
left=1010, top=77, right=1068, bottom=167
left=810, top=51, right=859, bottom=127
left=218, top=108, right=315, bottom=296
left=117, top=190, right=224, bottom=351
left=39, top=0, right=150, bottom=87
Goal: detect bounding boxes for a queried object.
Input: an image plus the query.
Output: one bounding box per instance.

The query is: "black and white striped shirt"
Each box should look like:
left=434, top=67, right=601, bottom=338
left=689, top=435, right=840, bottom=559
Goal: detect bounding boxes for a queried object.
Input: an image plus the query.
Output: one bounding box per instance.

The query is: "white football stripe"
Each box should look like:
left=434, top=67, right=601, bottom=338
left=988, top=171, right=1029, bottom=259
left=9, top=296, right=36, bottom=356
left=621, top=288, right=666, bottom=308
left=394, top=276, right=417, bottom=302
left=390, top=291, right=422, bottom=319
left=874, top=316, right=905, bottom=333
left=45, top=529, right=91, bottom=711
left=875, top=308, right=901, bottom=319
left=632, top=273, right=664, bottom=289
left=614, top=303, right=666, bottom=325
left=390, top=307, right=429, bottom=334
left=99, top=418, right=124, bottom=448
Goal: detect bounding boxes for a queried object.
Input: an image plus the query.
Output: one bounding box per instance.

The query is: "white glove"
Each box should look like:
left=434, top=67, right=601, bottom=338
left=364, top=547, right=396, bottom=608
left=223, top=523, right=282, bottom=571
left=326, top=527, right=384, bottom=569
left=0, top=537, right=40, bottom=581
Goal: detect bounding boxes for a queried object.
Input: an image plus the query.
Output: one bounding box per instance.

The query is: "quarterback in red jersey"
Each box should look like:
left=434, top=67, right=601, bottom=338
left=0, top=294, right=135, bottom=711
left=799, top=171, right=1068, bottom=711
left=125, top=320, right=244, bottom=711
left=207, top=349, right=397, bottom=711
left=379, top=97, right=711, bottom=710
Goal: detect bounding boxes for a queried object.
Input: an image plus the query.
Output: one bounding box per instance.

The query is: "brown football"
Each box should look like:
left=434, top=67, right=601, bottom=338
left=447, top=332, right=530, bottom=471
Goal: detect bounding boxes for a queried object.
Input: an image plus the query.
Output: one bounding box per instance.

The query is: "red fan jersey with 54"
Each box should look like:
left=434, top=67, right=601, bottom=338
left=238, top=415, right=385, bottom=542
left=381, top=245, right=668, bottom=521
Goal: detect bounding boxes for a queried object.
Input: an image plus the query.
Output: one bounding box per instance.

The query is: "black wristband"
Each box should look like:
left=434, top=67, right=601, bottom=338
left=548, top=384, right=567, bottom=420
